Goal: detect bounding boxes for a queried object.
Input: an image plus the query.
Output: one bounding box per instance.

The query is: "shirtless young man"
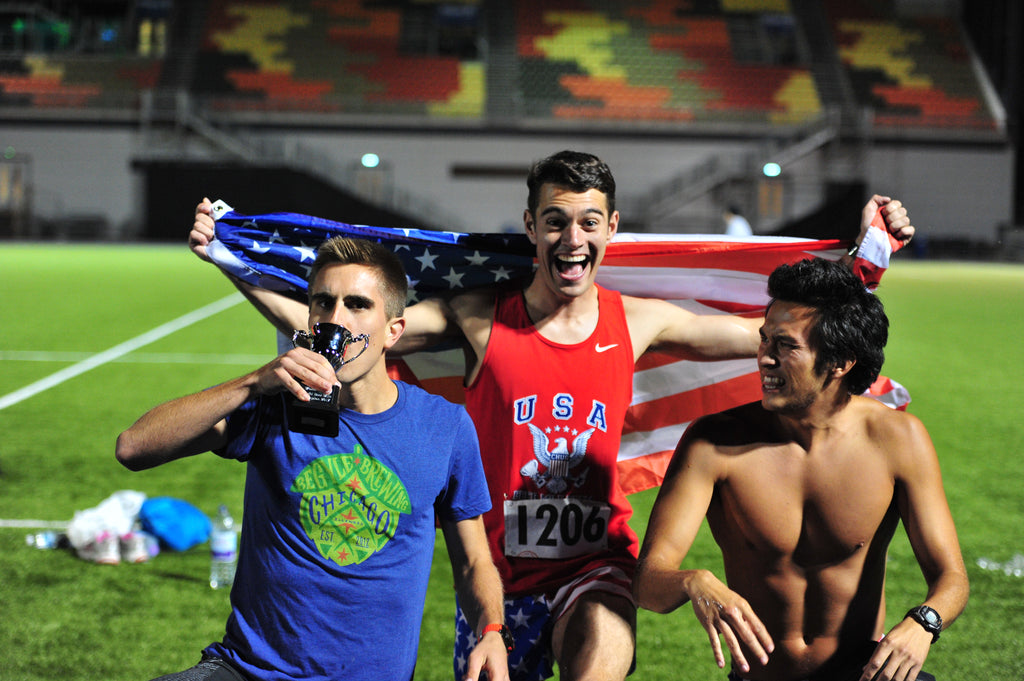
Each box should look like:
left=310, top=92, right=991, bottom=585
left=632, top=258, right=968, bottom=681
left=188, top=151, right=915, bottom=681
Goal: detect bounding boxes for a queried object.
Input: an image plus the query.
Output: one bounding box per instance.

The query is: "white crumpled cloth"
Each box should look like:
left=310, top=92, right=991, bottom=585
left=65, top=490, right=147, bottom=549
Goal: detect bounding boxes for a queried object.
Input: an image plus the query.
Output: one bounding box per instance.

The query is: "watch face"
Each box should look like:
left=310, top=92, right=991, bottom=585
left=909, top=605, right=942, bottom=641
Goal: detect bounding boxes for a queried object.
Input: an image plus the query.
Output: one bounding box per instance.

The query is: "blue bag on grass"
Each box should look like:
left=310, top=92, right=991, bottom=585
left=138, top=497, right=212, bottom=551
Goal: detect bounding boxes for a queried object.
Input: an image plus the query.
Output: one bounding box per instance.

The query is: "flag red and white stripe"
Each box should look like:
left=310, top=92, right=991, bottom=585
left=851, top=209, right=907, bottom=291
left=208, top=209, right=910, bottom=495
left=386, top=234, right=910, bottom=495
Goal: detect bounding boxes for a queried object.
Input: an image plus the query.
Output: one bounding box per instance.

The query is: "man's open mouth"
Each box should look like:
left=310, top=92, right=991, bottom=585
left=554, top=253, right=589, bottom=280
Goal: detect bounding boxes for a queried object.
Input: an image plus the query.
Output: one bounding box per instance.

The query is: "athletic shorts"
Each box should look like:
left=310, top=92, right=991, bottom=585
left=453, top=564, right=635, bottom=681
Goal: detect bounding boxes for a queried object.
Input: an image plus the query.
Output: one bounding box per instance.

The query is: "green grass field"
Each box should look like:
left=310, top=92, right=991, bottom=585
left=1, top=245, right=1022, bottom=680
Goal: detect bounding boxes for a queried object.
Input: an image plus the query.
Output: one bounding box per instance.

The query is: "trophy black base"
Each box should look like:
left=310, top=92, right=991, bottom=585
left=286, top=385, right=340, bottom=437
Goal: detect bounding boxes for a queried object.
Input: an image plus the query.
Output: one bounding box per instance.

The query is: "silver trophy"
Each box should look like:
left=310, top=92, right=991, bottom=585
left=286, top=323, right=370, bottom=435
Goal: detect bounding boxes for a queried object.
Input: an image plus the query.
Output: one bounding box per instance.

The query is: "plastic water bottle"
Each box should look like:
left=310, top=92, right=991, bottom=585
left=26, top=531, right=61, bottom=549
left=209, top=505, right=238, bottom=590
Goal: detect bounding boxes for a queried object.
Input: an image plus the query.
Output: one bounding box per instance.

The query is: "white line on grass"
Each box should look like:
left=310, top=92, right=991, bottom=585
left=0, top=519, right=70, bottom=529
left=1, top=351, right=269, bottom=365
left=0, top=293, right=245, bottom=412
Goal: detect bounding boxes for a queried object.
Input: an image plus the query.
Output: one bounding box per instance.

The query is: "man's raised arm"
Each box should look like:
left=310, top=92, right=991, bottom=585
left=115, top=347, right=338, bottom=471
left=190, top=197, right=309, bottom=336
left=190, top=197, right=473, bottom=353
left=629, top=195, right=915, bottom=363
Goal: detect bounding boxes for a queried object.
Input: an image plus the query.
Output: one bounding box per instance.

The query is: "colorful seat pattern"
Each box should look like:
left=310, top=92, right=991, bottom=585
left=194, top=0, right=482, bottom=117
left=0, top=53, right=162, bottom=109
left=516, top=0, right=821, bottom=124
left=0, top=0, right=997, bottom=134
left=825, top=0, right=996, bottom=130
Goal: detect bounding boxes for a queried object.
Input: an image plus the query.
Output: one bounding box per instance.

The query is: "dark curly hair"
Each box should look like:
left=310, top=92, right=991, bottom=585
left=766, top=258, right=888, bottom=395
left=526, top=150, right=617, bottom=216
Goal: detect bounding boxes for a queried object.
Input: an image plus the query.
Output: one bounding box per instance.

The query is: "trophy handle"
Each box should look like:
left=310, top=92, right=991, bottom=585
left=342, top=334, right=370, bottom=365
left=291, top=329, right=313, bottom=350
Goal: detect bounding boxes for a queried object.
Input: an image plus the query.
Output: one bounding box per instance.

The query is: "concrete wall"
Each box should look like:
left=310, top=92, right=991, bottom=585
left=2, top=124, right=1014, bottom=244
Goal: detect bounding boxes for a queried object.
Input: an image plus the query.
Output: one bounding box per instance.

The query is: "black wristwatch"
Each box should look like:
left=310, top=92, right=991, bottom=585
left=481, top=623, right=515, bottom=653
left=905, top=605, right=942, bottom=643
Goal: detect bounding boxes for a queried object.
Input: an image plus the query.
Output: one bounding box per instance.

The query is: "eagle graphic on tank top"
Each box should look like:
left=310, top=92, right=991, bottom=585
left=521, top=423, right=594, bottom=493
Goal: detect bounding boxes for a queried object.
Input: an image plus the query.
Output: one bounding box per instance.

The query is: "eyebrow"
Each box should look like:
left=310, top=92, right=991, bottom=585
left=311, top=290, right=376, bottom=307
left=772, top=331, right=804, bottom=347
left=344, top=294, right=375, bottom=308
left=309, top=290, right=335, bottom=305
left=760, top=324, right=799, bottom=342
left=539, top=205, right=607, bottom=219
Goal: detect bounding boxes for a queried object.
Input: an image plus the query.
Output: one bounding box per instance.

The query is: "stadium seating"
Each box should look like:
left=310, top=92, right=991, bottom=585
left=515, top=0, right=821, bottom=125
left=824, top=0, right=996, bottom=130
left=194, top=0, right=483, bottom=116
left=0, top=53, right=161, bottom=109
left=0, top=0, right=999, bottom=134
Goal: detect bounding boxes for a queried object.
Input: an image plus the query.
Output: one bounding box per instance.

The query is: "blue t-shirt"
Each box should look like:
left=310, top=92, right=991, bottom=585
left=203, top=380, right=490, bottom=681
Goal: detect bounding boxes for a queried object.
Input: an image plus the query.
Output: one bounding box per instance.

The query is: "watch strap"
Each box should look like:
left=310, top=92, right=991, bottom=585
left=905, top=605, right=942, bottom=643
left=480, top=623, right=515, bottom=653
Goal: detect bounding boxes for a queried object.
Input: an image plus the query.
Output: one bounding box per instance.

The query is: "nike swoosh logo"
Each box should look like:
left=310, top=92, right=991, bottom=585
left=595, top=343, right=618, bottom=353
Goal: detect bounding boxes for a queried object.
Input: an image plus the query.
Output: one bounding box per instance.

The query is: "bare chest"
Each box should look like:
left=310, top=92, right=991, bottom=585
left=711, top=446, right=897, bottom=569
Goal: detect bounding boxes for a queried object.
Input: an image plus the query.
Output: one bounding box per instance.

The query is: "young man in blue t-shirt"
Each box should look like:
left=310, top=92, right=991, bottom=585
left=116, top=237, right=510, bottom=681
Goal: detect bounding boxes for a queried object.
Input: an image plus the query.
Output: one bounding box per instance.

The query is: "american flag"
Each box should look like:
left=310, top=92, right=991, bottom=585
left=207, top=202, right=909, bottom=494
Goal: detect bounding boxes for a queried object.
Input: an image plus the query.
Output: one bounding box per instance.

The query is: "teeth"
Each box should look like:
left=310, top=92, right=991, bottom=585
left=557, top=254, right=587, bottom=263
left=762, top=376, right=783, bottom=388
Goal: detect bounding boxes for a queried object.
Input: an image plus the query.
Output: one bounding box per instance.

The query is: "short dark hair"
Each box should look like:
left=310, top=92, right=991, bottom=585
left=309, top=237, right=408, bottom=319
left=526, top=150, right=616, bottom=216
left=766, top=258, right=888, bottom=395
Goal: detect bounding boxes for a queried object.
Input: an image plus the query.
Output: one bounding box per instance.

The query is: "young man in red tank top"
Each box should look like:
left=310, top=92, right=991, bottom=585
left=188, top=151, right=915, bottom=681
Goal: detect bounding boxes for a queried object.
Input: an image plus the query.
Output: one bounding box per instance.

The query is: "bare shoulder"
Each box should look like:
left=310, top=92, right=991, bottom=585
left=445, top=286, right=502, bottom=358
left=405, top=287, right=496, bottom=330
left=665, top=403, right=772, bottom=484
left=858, top=396, right=929, bottom=441
left=396, top=287, right=498, bottom=356
left=621, top=293, right=691, bottom=350
left=621, top=293, right=682, bottom=321
left=686, top=402, right=773, bottom=447
left=855, top=396, right=937, bottom=468
left=676, top=403, right=774, bottom=464
left=447, top=286, right=498, bottom=322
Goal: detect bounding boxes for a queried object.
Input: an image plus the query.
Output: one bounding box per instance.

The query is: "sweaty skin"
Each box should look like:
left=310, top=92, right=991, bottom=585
left=186, top=177, right=919, bottom=681
left=700, top=399, right=899, bottom=677
left=634, top=301, right=968, bottom=681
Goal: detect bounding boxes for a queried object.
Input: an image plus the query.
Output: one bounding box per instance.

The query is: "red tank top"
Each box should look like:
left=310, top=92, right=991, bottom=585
left=465, top=285, right=638, bottom=597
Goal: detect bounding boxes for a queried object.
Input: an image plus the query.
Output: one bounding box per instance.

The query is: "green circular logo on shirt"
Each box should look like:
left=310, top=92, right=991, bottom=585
left=291, top=445, right=411, bottom=566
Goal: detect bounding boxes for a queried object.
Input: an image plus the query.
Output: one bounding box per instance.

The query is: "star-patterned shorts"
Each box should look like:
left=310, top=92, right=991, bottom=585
left=453, top=565, right=635, bottom=681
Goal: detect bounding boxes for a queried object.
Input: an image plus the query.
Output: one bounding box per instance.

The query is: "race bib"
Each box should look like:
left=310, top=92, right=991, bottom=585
left=504, top=498, right=610, bottom=559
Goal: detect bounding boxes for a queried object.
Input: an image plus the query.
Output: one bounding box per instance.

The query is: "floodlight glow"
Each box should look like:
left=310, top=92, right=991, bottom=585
left=762, top=162, right=781, bottom=177
left=361, top=153, right=380, bottom=169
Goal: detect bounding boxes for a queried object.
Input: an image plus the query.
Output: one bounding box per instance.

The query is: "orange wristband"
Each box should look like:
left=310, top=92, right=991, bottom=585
left=480, top=623, right=514, bottom=652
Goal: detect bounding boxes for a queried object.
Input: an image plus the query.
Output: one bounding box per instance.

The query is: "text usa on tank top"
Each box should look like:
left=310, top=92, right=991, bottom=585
left=465, top=285, right=639, bottom=597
